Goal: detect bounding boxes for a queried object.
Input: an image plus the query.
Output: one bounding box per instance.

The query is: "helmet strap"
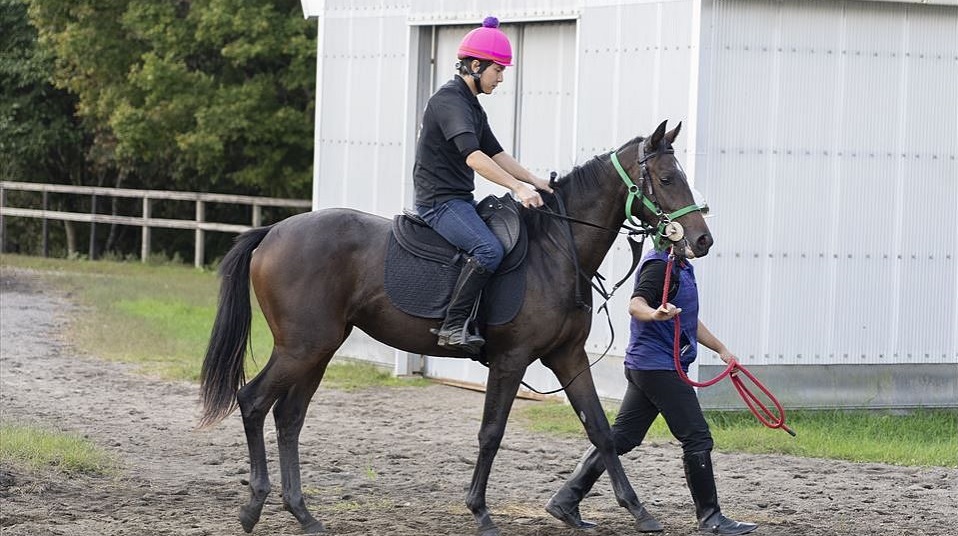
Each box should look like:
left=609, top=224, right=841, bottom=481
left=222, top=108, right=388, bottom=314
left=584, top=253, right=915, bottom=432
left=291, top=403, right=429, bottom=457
left=461, top=59, right=493, bottom=94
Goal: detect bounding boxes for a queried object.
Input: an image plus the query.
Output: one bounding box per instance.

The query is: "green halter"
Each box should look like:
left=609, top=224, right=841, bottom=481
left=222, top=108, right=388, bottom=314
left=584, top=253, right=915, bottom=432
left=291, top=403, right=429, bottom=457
left=609, top=151, right=703, bottom=250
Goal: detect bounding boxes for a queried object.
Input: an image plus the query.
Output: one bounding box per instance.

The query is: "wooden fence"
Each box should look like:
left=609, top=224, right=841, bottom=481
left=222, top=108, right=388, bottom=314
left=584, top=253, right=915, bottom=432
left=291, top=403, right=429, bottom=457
left=0, top=181, right=312, bottom=267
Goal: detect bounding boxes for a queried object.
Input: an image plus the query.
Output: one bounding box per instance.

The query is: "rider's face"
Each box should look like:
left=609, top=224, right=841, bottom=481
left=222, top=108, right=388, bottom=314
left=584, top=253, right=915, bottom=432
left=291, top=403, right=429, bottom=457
left=476, top=63, right=505, bottom=94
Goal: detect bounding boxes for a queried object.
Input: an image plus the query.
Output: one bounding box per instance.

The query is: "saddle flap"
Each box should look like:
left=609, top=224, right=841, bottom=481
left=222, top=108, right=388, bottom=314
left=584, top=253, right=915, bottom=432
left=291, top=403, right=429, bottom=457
left=392, top=215, right=461, bottom=265
left=476, top=194, right=522, bottom=254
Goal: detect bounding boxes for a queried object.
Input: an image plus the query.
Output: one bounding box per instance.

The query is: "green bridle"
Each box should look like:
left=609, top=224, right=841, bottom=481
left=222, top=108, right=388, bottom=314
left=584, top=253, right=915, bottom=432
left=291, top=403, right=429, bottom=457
left=610, top=148, right=703, bottom=250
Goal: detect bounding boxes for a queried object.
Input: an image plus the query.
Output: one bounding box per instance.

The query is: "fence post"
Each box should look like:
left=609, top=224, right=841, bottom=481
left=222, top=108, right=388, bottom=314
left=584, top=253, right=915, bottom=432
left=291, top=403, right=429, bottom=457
left=42, top=191, right=49, bottom=257
left=0, top=185, right=6, bottom=254
left=194, top=199, right=205, bottom=268
left=141, top=197, right=151, bottom=263
left=89, top=193, right=97, bottom=260
left=252, top=203, right=262, bottom=227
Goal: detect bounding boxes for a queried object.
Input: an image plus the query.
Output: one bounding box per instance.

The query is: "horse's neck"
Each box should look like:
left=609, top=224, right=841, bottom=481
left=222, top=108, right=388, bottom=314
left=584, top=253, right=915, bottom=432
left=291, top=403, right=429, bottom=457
left=560, top=182, right=627, bottom=277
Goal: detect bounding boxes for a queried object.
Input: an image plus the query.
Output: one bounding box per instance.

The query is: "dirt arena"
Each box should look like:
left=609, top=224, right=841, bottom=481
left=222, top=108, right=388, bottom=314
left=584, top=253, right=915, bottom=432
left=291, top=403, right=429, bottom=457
left=1, top=269, right=955, bottom=536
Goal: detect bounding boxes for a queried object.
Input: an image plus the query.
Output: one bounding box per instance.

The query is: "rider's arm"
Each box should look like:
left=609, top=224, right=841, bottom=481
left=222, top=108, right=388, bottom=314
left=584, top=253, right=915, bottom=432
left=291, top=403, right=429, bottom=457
left=491, top=152, right=552, bottom=193
left=464, top=149, right=526, bottom=193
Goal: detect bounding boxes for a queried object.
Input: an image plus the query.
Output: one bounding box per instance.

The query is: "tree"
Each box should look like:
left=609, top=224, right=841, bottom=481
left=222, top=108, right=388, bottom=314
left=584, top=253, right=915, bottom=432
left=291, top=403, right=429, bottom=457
left=28, top=0, right=315, bottom=198
left=1, top=0, right=92, bottom=255
left=19, top=0, right=316, bottom=261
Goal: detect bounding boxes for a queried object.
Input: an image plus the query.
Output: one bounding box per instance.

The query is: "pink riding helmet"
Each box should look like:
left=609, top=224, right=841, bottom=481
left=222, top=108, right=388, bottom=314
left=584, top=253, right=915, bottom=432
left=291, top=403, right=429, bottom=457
left=457, top=17, right=513, bottom=67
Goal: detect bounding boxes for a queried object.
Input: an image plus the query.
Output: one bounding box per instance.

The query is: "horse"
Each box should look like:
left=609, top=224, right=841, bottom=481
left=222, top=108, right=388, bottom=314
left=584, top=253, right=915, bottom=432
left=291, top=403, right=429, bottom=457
left=199, top=119, right=712, bottom=535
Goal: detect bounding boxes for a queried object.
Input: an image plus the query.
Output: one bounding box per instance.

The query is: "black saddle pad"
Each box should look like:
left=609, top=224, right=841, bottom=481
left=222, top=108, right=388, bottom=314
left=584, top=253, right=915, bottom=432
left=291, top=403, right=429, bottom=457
left=384, top=214, right=527, bottom=325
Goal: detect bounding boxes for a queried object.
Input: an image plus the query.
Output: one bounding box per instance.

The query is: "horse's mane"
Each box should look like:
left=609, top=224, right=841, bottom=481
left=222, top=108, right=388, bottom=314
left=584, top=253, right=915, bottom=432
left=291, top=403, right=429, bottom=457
left=523, top=136, right=644, bottom=238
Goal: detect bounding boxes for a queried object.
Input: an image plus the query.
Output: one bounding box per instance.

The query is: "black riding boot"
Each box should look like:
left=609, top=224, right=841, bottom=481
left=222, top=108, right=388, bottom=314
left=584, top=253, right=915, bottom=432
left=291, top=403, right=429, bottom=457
left=546, top=446, right=662, bottom=532
left=432, top=257, right=490, bottom=353
left=683, top=451, right=757, bottom=535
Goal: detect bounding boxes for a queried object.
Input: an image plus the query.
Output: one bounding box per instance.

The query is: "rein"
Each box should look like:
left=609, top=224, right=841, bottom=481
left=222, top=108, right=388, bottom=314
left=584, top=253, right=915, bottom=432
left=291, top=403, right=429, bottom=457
left=662, top=248, right=796, bottom=436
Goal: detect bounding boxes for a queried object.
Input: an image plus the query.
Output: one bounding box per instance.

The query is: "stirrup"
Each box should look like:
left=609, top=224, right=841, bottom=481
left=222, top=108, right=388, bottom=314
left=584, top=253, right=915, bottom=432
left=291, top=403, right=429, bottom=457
left=433, top=326, right=484, bottom=354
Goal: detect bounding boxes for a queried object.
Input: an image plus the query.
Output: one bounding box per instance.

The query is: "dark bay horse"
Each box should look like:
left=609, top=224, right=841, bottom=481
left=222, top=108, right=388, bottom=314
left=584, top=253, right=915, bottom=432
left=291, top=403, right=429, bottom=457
left=200, top=120, right=712, bottom=535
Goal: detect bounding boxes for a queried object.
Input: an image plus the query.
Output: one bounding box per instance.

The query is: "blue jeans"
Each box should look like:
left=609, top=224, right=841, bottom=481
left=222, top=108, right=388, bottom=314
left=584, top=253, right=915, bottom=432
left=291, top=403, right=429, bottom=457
left=416, top=198, right=504, bottom=272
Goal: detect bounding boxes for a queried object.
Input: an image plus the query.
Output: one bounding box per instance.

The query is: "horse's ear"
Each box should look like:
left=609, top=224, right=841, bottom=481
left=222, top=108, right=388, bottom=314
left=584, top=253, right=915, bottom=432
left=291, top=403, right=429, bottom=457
left=647, top=120, right=669, bottom=150
left=665, top=121, right=682, bottom=146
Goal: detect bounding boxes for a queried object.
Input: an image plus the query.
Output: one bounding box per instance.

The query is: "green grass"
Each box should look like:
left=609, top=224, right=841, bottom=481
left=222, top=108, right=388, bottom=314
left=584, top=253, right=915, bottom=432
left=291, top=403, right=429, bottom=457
left=513, top=401, right=958, bottom=467
left=0, top=422, right=115, bottom=475
left=0, top=254, right=429, bottom=389
left=323, top=359, right=431, bottom=390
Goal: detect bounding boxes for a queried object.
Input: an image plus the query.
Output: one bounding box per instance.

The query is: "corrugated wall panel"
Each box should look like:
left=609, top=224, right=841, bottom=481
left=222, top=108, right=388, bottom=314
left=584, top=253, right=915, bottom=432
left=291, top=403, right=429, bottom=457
left=576, top=1, right=697, bottom=359
left=695, top=0, right=958, bottom=367
left=315, top=7, right=409, bottom=216
left=408, top=0, right=579, bottom=24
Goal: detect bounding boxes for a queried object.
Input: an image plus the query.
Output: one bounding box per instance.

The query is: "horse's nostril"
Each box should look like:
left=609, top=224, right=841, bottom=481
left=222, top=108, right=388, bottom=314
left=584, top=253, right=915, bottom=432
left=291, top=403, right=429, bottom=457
left=698, top=234, right=714, bottom=250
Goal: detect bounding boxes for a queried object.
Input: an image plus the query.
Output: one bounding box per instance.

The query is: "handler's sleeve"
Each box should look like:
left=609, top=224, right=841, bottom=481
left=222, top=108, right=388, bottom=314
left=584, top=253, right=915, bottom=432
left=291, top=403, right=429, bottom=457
left=632, top=260, right=678, bottom=308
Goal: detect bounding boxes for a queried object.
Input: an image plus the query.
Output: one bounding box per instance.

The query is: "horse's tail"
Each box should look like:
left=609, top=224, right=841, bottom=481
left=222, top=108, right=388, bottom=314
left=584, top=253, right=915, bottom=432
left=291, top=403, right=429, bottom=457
left=198, top=225, right=273, bottom=428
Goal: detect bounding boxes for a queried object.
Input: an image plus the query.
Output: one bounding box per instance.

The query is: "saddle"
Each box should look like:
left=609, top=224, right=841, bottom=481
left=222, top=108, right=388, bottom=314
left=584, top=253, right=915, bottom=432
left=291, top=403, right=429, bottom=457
left=384, top=194, right=528, bottom=325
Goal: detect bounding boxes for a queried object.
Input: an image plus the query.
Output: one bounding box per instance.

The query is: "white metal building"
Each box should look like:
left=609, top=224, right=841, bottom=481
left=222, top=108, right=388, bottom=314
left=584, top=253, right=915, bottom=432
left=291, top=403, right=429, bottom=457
left=299, top=0, right=957, bottom=408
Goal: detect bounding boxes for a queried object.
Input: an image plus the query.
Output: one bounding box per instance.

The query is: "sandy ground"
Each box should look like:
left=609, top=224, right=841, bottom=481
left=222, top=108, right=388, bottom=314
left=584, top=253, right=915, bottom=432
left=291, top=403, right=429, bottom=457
left=1, top=268, right=955, bottom=536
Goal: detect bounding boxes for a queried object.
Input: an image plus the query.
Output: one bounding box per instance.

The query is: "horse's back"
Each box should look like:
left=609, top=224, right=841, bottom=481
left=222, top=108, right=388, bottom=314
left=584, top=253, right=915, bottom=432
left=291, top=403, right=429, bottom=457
left=258, top=208, right=389, bottom=260
left=249, top=208, right=391, bottom=323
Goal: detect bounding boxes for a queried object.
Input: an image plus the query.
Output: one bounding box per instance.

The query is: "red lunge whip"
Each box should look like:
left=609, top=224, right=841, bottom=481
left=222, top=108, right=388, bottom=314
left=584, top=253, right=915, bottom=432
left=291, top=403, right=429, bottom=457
left=662, top=249, right=796, bottom=437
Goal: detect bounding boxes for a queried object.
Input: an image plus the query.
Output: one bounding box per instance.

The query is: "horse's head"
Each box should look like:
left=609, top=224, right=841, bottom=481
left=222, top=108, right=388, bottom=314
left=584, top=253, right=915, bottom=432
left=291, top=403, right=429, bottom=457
left=615, top=120, right=713, bottom=259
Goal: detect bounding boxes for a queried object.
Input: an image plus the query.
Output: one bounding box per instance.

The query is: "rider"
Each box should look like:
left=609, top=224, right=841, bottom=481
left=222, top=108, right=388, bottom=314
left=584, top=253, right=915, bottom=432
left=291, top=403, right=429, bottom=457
left=546, top=248, right=758, bottom=535
left=414, top=16, right=552, bottom=353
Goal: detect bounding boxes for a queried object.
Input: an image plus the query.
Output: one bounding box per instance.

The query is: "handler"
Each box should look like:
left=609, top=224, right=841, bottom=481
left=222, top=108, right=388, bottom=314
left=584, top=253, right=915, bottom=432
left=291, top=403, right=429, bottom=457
left=546, top=248, right=758, bottom=535
left=413, top=16, right=551, bottom=353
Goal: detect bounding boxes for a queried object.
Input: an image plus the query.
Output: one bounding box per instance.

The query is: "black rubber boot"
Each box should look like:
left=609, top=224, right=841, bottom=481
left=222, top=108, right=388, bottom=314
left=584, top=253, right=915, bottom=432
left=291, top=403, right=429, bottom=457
left=546, top=447, right=662, bottom=532
left=431, top=257, right=491, bottom=353
left=545, top=446, right=603, bottom=529
left=683, top=451, right=757, bottom=535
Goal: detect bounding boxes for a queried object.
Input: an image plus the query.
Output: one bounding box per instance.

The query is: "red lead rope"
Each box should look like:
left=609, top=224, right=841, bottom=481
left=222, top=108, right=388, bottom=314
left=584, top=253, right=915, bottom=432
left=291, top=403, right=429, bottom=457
left=662, top=250, right=796, bottom=437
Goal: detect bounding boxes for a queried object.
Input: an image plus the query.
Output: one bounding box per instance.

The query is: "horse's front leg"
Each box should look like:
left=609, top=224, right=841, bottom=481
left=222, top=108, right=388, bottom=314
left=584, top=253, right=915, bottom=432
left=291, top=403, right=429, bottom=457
left=465, top=359, right=526, bottom=536
left=544, top=348, right=662, bottom=532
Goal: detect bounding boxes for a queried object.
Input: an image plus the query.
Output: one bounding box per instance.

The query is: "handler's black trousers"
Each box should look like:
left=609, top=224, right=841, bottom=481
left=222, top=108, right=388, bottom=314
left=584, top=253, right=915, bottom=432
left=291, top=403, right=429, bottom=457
left=610, top=369, right=714, bottom=455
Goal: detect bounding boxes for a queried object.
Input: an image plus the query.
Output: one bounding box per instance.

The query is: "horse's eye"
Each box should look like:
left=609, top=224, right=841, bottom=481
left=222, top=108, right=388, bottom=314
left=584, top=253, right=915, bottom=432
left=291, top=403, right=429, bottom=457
left=659, top=175, right=672, bottom=185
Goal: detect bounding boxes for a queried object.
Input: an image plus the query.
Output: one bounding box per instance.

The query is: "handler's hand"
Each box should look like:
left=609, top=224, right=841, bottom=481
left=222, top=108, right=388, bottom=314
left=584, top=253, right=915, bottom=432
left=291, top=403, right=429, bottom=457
left=718, top=350, right=737, bottom=365
left=651, top=303, right=682, bottom=321
left=513, top=186, right=545, bottom=208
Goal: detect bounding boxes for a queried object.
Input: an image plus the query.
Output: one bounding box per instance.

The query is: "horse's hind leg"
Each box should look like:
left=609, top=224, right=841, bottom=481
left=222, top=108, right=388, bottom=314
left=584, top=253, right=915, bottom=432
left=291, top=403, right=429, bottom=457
left=273, top=364, right=328, bottom=534
left=236, top=355, right=286, bottom=533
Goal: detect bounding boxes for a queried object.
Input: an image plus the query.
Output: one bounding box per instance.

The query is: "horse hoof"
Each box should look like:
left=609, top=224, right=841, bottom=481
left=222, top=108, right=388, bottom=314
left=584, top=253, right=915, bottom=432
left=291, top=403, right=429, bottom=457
left=632, top=505, right=663, bottom=533
left=477, top=525, right=500, bottom=536
left=238, top=505, right=260, bottom=533
left=302, top=519, right=326, bottom=534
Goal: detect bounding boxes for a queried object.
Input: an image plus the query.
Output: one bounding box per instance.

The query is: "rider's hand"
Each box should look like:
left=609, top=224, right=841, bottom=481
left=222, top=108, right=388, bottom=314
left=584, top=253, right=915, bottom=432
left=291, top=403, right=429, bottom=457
left=651, top=303, right=682, bottom=321
left=530, top=176, right=554, bottom=194
left=513, top=186, right=544, bottom=208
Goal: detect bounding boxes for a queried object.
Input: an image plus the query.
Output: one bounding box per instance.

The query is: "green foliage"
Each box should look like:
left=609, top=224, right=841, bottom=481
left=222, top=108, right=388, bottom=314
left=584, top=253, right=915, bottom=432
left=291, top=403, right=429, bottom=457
left=0, top=0, right=88, bottom=184
left=513, top=400, right=958, bottom=467
left=0, top=422, right=116, bottom=475
left=27, top=0, right=316, bottom=196
left=5, top=1, right=315, bottom=261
